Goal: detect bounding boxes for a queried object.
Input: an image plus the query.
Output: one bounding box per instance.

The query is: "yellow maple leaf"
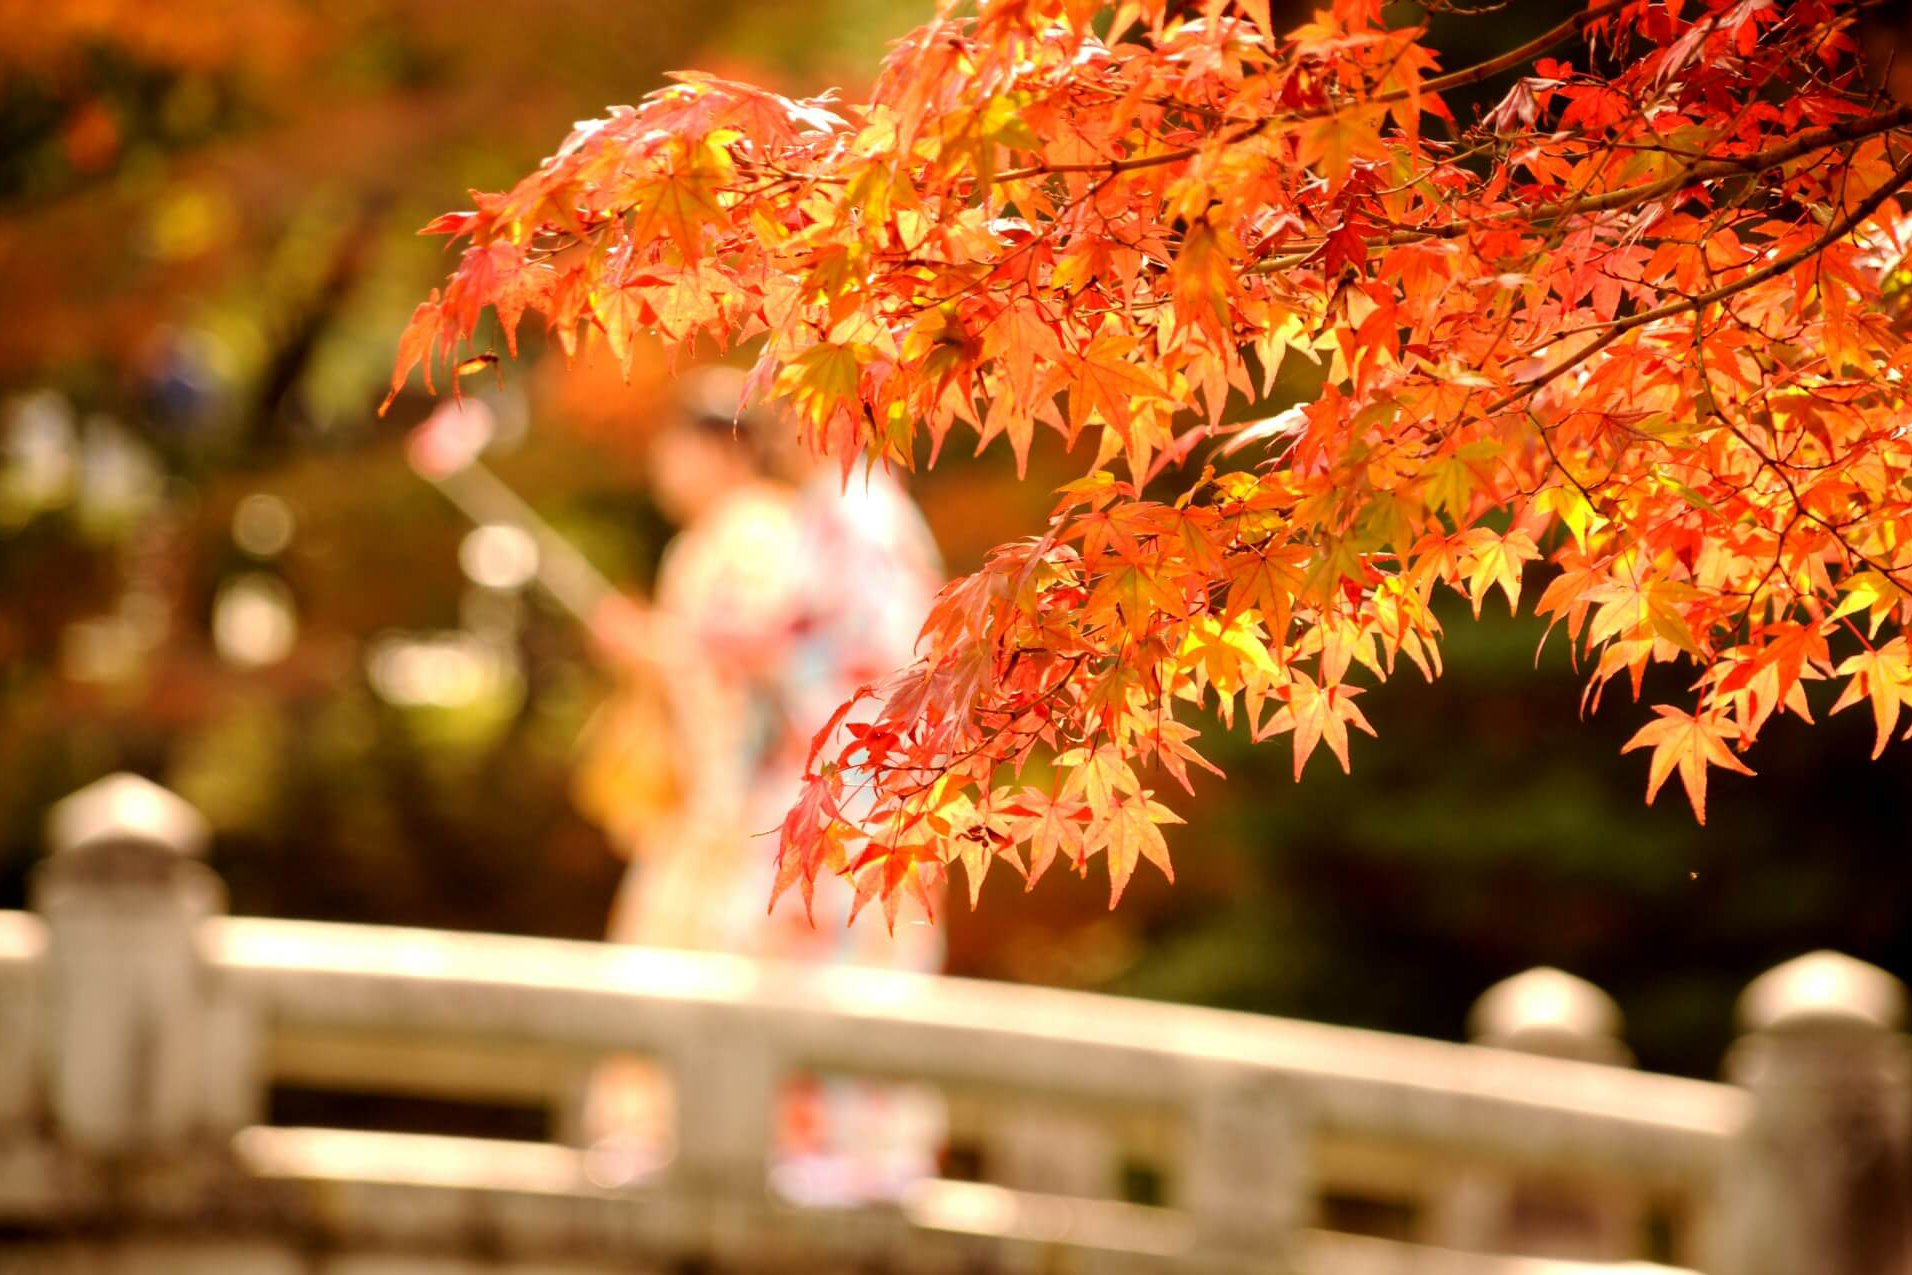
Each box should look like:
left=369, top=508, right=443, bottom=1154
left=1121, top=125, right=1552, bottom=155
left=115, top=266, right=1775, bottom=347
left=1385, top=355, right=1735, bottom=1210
left=1832, top=638, right=1912, bottom=760
left=1294, top=105, right=1388, bottom=192
left=1257, top=670, right=1376, bottom=780
left=1459, top=527, right=1541, bottom=617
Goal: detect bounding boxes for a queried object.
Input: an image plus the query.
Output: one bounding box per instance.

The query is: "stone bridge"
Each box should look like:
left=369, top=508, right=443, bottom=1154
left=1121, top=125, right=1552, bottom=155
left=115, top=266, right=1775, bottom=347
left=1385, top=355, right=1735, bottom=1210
left=0, top=774, right=1906, bottom=1274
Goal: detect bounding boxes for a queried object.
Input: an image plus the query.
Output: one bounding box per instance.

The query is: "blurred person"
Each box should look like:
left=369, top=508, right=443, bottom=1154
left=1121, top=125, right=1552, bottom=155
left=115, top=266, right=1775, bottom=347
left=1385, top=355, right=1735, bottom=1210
left=572, top=367, right=945, bottom=1200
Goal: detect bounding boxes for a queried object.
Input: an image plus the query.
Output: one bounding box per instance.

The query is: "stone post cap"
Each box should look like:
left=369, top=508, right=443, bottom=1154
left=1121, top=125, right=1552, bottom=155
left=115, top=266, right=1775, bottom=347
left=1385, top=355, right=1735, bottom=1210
left=45, top=772, right=209, bottom=859
left=1738, top=950, right=1907, bottom=1034
left=1469, top=966, right=1625, bottom=1056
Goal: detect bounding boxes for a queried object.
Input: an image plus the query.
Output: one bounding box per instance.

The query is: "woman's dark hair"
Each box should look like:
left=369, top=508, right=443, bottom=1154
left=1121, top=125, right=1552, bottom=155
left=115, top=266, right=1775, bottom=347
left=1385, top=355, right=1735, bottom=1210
left=671, top=365, right=794, bottom=477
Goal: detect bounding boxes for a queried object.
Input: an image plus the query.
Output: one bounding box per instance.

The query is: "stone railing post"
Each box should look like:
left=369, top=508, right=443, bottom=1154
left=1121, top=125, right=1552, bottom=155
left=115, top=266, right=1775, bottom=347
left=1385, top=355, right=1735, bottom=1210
left=1469, top=966, right=1631, bottom=1066
left=1718, top=951, right=1912, bottom=1275
left=988, top=1096, right=1117, bottom=1197
left=1429, top=967, right=1639, bottom=1259
left=0, top=914, right=45, bottom=1169
left=665, top=1020, right=779, bottom=1268
left=1184, top=1077, right=1305, bottom=1271
left=31, top=773, right=253, bottom=1156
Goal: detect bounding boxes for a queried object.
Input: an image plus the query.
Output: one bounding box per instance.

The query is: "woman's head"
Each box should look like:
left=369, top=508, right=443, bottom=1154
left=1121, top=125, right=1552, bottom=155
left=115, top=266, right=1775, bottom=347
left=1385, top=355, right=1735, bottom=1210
left=647, top=366, right=791, bottom=523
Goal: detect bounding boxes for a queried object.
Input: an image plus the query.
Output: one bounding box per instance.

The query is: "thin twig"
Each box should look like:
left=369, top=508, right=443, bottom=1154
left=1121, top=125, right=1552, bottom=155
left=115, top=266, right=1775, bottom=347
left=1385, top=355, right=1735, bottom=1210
left=1488, top=147, right=1912, bottom=413
left=992, top=0, right=1633, bottom=184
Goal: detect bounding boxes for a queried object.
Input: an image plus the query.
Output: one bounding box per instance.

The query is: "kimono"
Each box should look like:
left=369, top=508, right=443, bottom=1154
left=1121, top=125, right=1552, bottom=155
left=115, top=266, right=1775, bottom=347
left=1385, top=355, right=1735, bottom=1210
left=577, top=468, right=945, bottom=1199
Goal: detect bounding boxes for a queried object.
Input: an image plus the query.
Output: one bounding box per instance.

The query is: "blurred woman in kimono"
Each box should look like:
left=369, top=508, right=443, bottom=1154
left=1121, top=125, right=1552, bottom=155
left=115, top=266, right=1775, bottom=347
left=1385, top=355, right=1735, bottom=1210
left=573, top=367, right=944, bottom=1199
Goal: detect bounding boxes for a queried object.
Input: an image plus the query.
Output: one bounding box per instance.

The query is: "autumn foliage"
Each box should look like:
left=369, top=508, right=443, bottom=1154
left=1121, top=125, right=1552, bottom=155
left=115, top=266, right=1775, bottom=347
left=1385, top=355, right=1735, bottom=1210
left=395, top=0, right=1912, bottom=922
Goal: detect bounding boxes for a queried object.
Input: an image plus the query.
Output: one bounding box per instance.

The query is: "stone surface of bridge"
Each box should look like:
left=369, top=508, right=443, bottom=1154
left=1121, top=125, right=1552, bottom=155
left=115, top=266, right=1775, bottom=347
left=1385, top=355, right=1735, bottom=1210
left=1, top=773, right=1907, bottom=1274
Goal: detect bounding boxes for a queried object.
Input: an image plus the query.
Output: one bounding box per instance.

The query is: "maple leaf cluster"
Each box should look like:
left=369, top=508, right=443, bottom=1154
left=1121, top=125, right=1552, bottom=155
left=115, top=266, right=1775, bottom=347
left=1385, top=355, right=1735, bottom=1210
left=395, top=0, right=1912, bottom=923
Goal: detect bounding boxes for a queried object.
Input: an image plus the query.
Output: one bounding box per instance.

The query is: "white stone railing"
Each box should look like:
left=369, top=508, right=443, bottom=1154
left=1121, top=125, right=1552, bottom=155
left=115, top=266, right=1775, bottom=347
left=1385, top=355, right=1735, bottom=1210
left=0, top=774, right=1906, bottom=1275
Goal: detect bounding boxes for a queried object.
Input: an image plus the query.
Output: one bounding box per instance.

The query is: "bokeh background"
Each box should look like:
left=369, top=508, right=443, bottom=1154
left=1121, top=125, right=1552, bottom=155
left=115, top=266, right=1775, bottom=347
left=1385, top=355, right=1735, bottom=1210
left=3, top=0, right=1909, bottom=1093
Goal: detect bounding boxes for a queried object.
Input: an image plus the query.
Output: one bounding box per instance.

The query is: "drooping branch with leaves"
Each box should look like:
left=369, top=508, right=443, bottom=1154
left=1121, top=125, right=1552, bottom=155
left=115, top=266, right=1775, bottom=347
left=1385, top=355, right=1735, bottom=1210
left=393, top=0, right=1912, bottom=924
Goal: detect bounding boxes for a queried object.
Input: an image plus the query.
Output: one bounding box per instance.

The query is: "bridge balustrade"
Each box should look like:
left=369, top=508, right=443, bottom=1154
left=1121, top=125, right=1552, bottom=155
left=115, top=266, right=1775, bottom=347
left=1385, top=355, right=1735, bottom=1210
left=0, top=773, right=1905, bottom=1275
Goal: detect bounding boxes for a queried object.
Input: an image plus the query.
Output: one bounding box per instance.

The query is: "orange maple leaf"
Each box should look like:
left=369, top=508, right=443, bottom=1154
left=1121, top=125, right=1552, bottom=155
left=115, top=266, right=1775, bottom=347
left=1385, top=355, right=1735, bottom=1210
left=1065, top=328, right=1165, bottom=452
left=1258, top=671, right=1377, bottom=780
left=1098, top=790, right=1181, bottom=908
left=1621, top=705, right=1755, bottom=825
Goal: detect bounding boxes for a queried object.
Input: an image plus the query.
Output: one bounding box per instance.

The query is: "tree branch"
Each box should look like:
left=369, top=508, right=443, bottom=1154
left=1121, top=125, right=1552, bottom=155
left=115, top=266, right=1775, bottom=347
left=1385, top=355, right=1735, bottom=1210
left=1250, top=104, right=1912, bottom=274
left=1488, top=145, right=1912, bottom=413
left=993, top=0, right=1632, bottom=184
